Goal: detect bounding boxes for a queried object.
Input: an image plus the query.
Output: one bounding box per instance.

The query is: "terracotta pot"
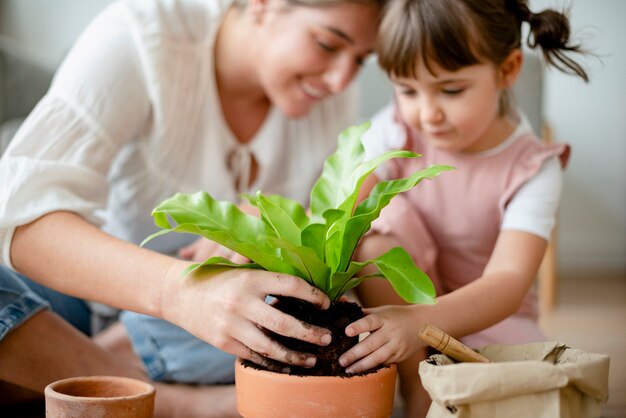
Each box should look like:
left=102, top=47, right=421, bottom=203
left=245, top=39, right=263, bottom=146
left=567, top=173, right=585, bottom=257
left=44, top=375, right=155, bottom=418
left=235, top=358, right=397, bottom=418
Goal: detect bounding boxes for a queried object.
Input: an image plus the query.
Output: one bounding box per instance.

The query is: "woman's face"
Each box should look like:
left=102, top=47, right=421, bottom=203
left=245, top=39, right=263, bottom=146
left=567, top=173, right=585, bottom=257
left=253, top=1, right=380, bottom=118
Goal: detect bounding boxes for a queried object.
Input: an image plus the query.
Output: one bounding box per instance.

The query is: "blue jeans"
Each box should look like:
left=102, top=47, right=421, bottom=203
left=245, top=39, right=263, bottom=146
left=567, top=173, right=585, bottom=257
left=121, top=311, right=237, bottom=384
left=0, top=265, right=91, bottom=340
left=0, top=265, right=234, bottom=384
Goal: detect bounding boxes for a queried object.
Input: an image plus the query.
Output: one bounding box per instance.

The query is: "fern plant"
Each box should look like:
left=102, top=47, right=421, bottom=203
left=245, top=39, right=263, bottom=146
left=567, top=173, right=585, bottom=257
left=143, top=122, right=453, bottom=304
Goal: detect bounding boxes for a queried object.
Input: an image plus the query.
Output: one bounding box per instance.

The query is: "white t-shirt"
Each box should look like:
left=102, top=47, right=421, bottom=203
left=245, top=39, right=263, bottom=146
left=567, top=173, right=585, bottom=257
left=362, top=105, right=562, bottom=240
left=0, top=0, right=358, bottom=268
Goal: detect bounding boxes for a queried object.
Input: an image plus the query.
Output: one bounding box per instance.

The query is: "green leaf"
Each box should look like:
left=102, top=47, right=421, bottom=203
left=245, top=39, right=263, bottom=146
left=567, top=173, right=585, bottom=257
left=370, top=247, right=436, bottom=304
left=148, top=222, right=296, bottom=275
left=266, top=236, right=330, bottom=289
left=328, top=247, right=436, bottom=304
left=332, top=149, right=418, bottom=221
left=141, top=228, right=174, bottom=247
left=309, top=122, right=370, bottom=223
left=256, top=192, right=308, bottom=246
left=240, top=193, right=257, bottom=206
left=310, top=121, right=418, bottom=226
left=335, top=164, right=455, bottom=272
left=252, top=193, right=309, bottom=228
left=327, top=260, right=371, bottom=300
left=301, top=223, right=327, bottom=262
left=307, top=120, right=419, bottom=272
left=144, top=192, right=293, bottom=274
left=300, top=209, right=345, bottom=264
left=325, top=230, right=342, bottom=275
left=144, top=123, right=446, bottom=309
left=321, top=149, right=418, bottom=268
left=183, top=256, right=263, bottom=275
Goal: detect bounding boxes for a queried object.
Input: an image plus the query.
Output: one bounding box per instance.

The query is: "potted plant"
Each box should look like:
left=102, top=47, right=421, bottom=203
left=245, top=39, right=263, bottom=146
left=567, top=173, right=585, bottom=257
left=144, top=122, right=453, bottom=417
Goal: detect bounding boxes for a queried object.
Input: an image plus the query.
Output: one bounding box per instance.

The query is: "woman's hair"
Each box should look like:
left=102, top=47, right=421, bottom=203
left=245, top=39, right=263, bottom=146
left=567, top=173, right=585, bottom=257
left=377, top=0, right=588, bottom=81
left=236, top=0, right=387, bottom=8
left=288, top=0, right=386, bottom=5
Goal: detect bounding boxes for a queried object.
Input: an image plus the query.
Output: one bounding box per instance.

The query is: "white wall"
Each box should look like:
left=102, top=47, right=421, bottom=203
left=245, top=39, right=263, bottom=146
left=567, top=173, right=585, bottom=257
left=356, top=0, right=626, bottom=277
left=2, top=0, right=625, bottom=275
left=530, top=0, right=626, bottom=275
left=0, top=0, right=113, bottom=69
left=359, top=1, right=626, bottom=277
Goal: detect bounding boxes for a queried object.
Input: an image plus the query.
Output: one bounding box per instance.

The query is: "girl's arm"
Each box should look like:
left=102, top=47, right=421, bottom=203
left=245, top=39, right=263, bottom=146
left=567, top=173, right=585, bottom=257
left=356, top=173, right=380, bottom=205
left=11, top=211, right=332, bottom=368
left=339, top=229, right=546, bottom=373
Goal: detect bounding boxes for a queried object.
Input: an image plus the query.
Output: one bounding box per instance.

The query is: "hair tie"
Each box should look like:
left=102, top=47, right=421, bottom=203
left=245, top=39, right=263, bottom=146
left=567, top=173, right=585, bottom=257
left=507, top=0, right=532, bottom=23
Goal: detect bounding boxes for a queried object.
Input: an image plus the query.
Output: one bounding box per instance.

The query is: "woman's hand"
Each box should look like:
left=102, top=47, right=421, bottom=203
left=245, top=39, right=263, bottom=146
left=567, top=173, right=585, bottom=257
left=338, top=304, right=425, bottom=374
left=178, top=202, right=259, bottom=263
left=178, top=238, right=249, bottom=264
left=162, top=260, right=332, bottom=370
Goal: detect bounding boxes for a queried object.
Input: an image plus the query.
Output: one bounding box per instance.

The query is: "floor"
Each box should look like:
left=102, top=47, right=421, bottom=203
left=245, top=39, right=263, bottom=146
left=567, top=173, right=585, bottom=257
left=392, top=272, right=626, bottom=418
left=3, top=273, right=625, bottom=418
left=539, top=272, right=626, bottom=418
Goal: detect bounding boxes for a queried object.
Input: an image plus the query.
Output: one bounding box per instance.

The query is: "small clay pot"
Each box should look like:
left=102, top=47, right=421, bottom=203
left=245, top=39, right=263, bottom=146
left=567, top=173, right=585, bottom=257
left=235, top=358, right=397, bottom=418
left=45, top=375, right=155, bottom=418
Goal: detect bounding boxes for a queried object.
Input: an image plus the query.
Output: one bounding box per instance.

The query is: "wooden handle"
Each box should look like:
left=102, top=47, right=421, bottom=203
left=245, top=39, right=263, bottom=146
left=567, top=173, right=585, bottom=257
left=418, top=325, right=490, bottom=363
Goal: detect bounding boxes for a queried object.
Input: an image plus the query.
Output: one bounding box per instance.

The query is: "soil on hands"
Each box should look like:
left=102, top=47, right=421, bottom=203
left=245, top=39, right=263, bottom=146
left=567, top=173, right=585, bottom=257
left=243, top=297, right=379, bottom=376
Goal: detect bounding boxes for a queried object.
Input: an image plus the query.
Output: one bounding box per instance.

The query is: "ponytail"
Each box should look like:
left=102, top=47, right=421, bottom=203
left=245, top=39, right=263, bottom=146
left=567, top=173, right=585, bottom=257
left=508, top=0, right=588, bottom=82
left=377, top=0, right=590, bottom=87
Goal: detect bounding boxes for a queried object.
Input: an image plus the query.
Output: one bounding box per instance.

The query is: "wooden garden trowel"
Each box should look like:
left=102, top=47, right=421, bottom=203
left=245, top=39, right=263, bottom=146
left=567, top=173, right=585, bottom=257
left=418, top=325, right=490, bottom=363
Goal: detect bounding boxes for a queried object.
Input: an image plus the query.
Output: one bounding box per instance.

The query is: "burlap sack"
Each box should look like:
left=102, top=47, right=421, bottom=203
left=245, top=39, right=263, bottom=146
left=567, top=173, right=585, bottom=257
left=419, top=342, right=610, bottom=418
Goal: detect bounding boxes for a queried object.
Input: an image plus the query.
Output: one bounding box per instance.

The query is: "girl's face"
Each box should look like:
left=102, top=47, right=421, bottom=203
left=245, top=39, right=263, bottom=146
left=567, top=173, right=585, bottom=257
left=253, top=1, right=380, bottom=118
left=392, top=54, right=520, bottom=153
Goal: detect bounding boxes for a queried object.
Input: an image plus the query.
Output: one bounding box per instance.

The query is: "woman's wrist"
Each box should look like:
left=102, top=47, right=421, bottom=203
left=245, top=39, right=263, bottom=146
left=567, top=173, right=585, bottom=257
left=157, top=257, right=193, bottom=322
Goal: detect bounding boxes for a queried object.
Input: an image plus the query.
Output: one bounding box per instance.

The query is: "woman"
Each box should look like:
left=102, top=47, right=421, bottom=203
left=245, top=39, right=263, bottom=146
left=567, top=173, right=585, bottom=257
left=0, top=0, right=386, bottom=416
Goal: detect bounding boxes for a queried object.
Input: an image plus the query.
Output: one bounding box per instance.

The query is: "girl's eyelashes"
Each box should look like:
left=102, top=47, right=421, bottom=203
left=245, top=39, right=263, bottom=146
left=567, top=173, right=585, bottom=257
left=393, top=83, right=417, bottom=97
left=441, top=88, right=464, bottom=95
left=393, top=84, right=465, bottom=97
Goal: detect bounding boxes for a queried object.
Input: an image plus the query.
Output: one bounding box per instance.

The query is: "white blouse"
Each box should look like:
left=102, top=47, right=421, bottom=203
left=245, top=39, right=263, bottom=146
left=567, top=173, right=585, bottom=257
left=0, top=0, right=357, bottom=268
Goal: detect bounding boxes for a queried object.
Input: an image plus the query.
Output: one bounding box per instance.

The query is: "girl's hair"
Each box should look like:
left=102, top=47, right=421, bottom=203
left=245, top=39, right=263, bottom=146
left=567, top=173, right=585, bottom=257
left=377, top=0, right=588, bottom=81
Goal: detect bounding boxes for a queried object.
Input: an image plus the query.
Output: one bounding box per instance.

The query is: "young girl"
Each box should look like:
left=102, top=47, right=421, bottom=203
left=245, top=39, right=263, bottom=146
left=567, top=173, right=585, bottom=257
left=0, top=0, right=385, bottom=416
left=338, top=0, right=588, bottom=416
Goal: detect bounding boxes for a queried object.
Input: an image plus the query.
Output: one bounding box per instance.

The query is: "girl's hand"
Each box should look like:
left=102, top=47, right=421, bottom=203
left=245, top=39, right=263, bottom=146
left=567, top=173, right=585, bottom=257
left=162, top=260, right=332, bottom=370
left=338, top=305, right=425, bottom=374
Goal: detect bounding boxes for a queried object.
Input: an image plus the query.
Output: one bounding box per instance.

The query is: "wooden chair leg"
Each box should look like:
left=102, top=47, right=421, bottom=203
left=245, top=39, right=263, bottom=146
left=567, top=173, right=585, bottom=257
left=539, top=229, right=558, bottom=315
left=538, top=122, right=560, bottom=316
